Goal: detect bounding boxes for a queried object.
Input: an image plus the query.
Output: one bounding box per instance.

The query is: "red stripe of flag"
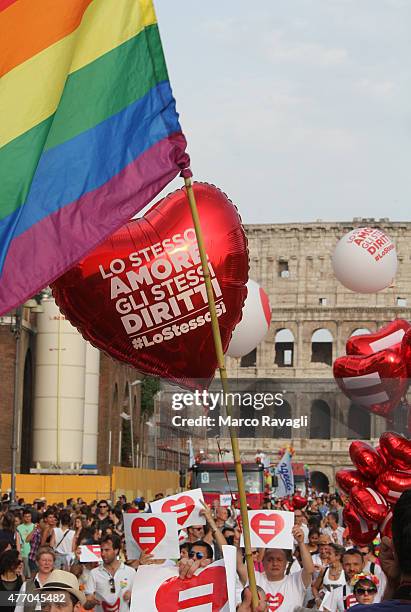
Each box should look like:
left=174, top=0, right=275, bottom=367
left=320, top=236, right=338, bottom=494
left=0, top=0, right=18, bottom=11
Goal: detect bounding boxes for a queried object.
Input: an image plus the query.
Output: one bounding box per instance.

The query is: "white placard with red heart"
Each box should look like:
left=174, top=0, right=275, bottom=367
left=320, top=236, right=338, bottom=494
left=130, top=557, right=236, bottom=612
left=240, top=510, right=294, bottom=549
left=123, top=513, right=179, bottom=560
left=79, top=544, right=102, bottom=562
left=150, top=488, right=206, bottom=529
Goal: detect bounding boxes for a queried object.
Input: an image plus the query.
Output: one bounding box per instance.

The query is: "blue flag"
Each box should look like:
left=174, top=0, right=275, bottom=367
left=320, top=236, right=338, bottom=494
left=275, top=451, right=294, bottom=496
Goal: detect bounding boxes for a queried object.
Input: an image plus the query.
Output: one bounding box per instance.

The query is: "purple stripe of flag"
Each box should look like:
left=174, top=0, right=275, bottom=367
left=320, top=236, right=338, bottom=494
left=0, top=133, right=188, bottom=315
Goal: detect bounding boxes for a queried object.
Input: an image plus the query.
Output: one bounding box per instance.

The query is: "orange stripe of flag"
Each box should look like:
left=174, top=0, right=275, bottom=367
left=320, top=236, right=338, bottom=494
left=0, top=0, right=94, bottom=77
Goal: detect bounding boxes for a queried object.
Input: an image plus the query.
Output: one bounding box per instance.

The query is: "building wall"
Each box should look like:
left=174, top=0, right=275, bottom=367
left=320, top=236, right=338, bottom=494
left=0, top=309, right=37, bottom=473
left=97, top=354, right=143, bottom=475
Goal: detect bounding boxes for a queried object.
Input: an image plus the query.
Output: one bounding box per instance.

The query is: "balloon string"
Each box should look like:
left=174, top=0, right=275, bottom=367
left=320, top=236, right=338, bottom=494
left=182, top=176, right=259, bottom=610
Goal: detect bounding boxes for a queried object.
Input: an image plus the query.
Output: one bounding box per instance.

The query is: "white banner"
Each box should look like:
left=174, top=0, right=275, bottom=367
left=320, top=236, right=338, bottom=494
left=240, top=510, right=294, bottom=550
left=124, top=513, right=179, bottom=560
left=79, top=545, right=102, bottom=563
left=131, top=557, right=236, bottom=612
left=150, top=489, right=206, bottom=529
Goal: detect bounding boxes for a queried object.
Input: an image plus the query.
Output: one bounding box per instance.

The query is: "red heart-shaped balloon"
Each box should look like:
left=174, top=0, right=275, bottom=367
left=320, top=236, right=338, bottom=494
left=379, top=432, right=411, bottom=471
left=292, top=495, right=308, bottom=510
left=350, top=486, right=388, bottom=523
left=266, top=592, right=285, bottom=612
left=347, top=319, right=410, bottom=356
left=379, top=509, right=393, bottom=538
left=343, top=503, right=379, bottom=546
left=250, top=513, right=285, bottom=545
left=375, top=469, right=411, bottom=505
left=401, top=327, right=411, bottom=378
left=161, top=495, right=196, bottom=527
left=335, top=469, right=372, bottom=494
left=155, top=565, right=228, bottom=611
left=349, top=441, right=386, bottom=480
left=130, top=517, right=166, bottom=554
left=333, top=350, right=409, bottom=418
left=52, top=183, right=248, bottom=390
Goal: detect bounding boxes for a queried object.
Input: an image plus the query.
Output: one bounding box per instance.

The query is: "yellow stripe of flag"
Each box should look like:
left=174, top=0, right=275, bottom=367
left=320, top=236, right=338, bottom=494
left=0, top=0, right=156, bottom=148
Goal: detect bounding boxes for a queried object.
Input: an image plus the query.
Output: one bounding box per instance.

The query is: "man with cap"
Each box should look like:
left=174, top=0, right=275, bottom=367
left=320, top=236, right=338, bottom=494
left=38, top=569, right=86, bottom=612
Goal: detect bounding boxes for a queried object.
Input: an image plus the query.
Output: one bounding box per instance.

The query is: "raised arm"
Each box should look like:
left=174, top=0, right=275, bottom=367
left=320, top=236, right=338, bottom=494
left=292, top=525, right=315, bottom=587
left=200, top=500, right=228, bottom=549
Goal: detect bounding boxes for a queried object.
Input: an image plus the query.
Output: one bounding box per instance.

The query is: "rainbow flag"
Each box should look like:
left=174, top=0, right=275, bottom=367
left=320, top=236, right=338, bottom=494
left=0, top=0, right=189, bottom=315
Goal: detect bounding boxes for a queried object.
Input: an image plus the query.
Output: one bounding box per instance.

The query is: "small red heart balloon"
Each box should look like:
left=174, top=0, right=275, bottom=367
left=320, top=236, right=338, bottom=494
left=333, top=350, right=409, bottom=418
left=350, top=486, right=388, bottom=523
left=401, top=327, right=411, bottom=378
left=349, top=441, right=386, bottom=480
left=379, top=509, right=393, bottom=539
left=336, top=469, right=373, bottom=494
left=292, top=494, right=308, bottom=510
left=52, top=183, right=248, bottom=389
left=375, top=469, right=411, bottom=505
left=347, top=319, right=410, bottom=356
left=343, top=503, right=379, bottom=546
left=379, top=431, right=411, bottom=471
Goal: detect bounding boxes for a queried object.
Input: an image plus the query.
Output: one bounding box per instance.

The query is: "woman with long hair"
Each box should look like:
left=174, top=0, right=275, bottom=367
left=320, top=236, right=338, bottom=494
left=71, top=516, right=88, bottom=552
left=0, top=513, right=21, bottom=553
left=0, top=549, right=24, bottom=612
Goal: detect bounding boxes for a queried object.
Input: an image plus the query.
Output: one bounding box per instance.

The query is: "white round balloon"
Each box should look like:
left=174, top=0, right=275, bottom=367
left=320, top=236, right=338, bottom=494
left=227, top=279, right=271, bottom=358
left=332, top=227, right=398, bottom=293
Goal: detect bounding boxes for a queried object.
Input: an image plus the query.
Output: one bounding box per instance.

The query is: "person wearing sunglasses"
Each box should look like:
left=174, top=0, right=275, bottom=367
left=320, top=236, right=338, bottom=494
left=188, top=541, right=214, bottom=568
left=84, top=534, right=135, bottom=612
left=352, top=574, right=379, bottom=606
left=94, top=502, right=111, bottom=534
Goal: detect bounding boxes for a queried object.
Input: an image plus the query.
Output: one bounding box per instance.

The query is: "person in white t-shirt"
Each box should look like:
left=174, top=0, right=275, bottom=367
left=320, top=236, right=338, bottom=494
left=321, top=512, right=345, bottom=546
left=54, top=512, right=75, bottom=570
left=294, top=510, right=309, bottom=544
left=85, top=534, right=135, bottom=612
left=236, top=526, right=314, bottom=612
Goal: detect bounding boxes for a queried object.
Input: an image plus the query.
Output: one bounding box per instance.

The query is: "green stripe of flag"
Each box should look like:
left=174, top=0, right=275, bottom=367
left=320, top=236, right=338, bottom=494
left=0, top=24, right=167, bottom=221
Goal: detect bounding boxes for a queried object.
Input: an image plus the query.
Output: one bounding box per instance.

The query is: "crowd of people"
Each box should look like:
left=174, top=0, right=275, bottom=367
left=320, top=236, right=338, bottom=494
left=0, top=489, right=408, bottom=611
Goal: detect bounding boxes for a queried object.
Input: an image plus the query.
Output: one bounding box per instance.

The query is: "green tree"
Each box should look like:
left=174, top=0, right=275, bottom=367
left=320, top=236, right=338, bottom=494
left=140, top=376, right=160, bottom=418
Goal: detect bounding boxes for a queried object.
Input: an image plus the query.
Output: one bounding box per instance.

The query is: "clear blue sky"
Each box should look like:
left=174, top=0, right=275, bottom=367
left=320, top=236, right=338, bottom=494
left=153, top=0, right=410, bottom=224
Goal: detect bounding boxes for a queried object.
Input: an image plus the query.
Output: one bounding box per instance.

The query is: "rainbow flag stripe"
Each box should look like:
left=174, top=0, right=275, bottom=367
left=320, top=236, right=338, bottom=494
left=0, top=0, right=189, bottom=315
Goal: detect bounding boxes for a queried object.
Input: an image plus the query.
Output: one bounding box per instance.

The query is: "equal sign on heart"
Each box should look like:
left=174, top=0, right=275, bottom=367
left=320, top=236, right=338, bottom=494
left=342, top=371, right=389, bottom=406
left=136, top=525, right=156, bottom=545
left=369, top=329, right=405, bottom=352
left=178, top=583, right=214, bottom=611
left=257, top=520, right=277, bottom=538
left=170, top=502, right=189, bottom=522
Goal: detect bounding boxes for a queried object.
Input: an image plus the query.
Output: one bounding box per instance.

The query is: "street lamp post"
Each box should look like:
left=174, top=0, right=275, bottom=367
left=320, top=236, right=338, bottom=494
left=129, top=380, right=142, bottom=469
left=10, top=306, right=22, bottom=503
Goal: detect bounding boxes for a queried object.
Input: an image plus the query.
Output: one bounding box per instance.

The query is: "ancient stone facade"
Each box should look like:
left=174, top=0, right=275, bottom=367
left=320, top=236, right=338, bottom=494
left=207, top=219, right=411, bottom=490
